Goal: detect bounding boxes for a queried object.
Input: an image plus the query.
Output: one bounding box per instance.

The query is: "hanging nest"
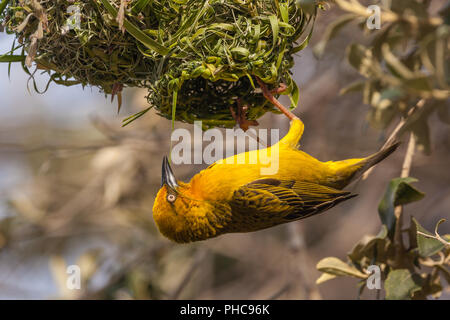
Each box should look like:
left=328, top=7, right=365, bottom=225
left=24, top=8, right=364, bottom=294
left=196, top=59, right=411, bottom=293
left=1, top=0, right=318, bottom=128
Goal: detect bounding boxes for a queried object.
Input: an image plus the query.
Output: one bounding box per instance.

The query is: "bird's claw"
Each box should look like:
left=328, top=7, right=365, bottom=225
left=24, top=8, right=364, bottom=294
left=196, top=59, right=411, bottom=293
left=230, top=99, right=259, bottom=132
left=255, top=77, right=298, bottom=121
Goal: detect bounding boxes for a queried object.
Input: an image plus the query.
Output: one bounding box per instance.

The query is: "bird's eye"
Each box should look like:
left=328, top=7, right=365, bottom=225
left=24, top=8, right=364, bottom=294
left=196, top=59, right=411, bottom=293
left=167, top=194, right=176, bottom=203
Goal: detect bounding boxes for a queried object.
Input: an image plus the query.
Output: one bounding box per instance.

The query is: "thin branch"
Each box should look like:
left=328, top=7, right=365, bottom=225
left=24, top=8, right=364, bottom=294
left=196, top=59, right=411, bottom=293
left=400, top=133, right=416, bottom=179
left=362, top=99, right=425, bottom=180
left=417, top=231, right=450, bottom=247
left=393, top=132, right=416, bottom=267
left=170, top=250, right=207, bottom=299
left=287, top=223, right=323, bottom=300
left=267, top=283, right=291, bottom=300
left=417, top=219, right=450, bottom=248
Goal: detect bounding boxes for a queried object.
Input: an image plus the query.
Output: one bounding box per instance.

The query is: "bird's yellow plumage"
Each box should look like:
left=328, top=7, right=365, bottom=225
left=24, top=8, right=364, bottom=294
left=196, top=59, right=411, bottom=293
left=153, top=118, right=399, bottom=243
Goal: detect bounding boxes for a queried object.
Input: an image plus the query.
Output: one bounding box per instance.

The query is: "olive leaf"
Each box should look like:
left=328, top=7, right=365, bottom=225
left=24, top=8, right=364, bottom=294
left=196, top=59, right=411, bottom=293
left=348, top=225, right=391, bottom=264
left=347, top=44, right=381, bottom=78
left=315, top=272, right=337, bottom=285
left=313, top=14, right=358, bottom=58
left=385, top=269, right=423, bottom=300
left=339, top=80, right=365, bottom=96
left=419, top=271, right=444, bottom=299
left=411, top=117, right=432, bottom=155
left=390, top=0, right=428, bottom=18
left=316, top=257, right=368, bottom=279
left=414, top=218, right=450, bottom=257
left=414, top=218, right=444, bottom=257
left=0, top=0, right=9, bottom=17
left=99, top=0, right=170, bottom=56
left=378, top=177, right=425, bottom=239
left=0, top=54, right=25, bottom=63
left=404, top=75, right=433, bottom=92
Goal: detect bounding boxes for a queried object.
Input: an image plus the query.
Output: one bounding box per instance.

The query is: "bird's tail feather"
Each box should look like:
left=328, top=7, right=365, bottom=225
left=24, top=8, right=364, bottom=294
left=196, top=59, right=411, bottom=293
left=335, top=140, right=401, bottom=188
left=358, top=141, right=401, bottom=174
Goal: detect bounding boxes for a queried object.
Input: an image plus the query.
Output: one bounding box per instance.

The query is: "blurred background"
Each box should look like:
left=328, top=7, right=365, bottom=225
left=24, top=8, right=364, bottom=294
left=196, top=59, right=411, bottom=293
left=0, top=2, right=449, bottom=300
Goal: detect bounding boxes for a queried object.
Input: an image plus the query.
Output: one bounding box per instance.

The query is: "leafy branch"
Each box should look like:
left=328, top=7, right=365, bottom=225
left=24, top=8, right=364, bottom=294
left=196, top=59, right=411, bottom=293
left=314, top=0, right=449, bottom=300
left=417, top=219, right=450, bottom=248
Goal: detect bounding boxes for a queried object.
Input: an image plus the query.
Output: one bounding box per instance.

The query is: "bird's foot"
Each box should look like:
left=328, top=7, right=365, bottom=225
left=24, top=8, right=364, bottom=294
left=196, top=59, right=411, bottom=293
left=271, top=83, right=287, bottom=95
left=230, top=99, right=259, bottom=131
left=256, top=77, right=298, bottom=121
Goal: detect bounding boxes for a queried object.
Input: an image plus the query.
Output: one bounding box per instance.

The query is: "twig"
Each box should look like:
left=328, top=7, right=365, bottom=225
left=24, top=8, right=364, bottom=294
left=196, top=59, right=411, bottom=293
left=362, top=99, right=425, bottom=180
left=417, top=219, right=450, bottom=247
left=170, top=250, right=207, bottom=299
left=417, top=231, right=450, bottom=247
left=400, top=133, right=416, bottom=179
left=0, top=142, right=111, bottom=154
left=267, top=283, right=291, bottom=300
left=286, top=223, right=322, bottom=300
left=393, top=132, right=416, bottom=267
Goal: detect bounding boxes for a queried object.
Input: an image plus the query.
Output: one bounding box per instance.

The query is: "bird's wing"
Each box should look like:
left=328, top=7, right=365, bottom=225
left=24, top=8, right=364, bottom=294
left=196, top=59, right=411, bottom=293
left=231, top=178, right=357, bottom=222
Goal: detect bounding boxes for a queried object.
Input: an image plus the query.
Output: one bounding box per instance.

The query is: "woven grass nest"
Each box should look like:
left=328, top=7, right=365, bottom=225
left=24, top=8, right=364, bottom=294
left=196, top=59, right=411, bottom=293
left=1, top=0, right=318, bottom=128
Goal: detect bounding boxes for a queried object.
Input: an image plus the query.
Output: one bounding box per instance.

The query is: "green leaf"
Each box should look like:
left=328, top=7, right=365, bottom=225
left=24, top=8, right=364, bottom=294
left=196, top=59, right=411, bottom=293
left=404, top=75, right=433, bottom=92
left=269, top=15, right=280, bottom=50
left=99, top=0, right=169, bottom=56
left=285, top=74, right=300, bottom=109
left=313, top=14, right=357, bottom=58
left=346, top=44, right=379, bottom=78
left=382, top=43, right=415, bottom=79
left=339, top=81, right=365, bottom=95
left=368, top=103, right=397, bottom=130
left=131, top=0, right=152, bottom=14
left=378, top=177, right=425, bottom=239
left=423, top=271, right=444, bottom=299
left=316, top=257, right=368, bottom=279
left=413, top=218, right=447, bottom=257
left=411, top=117, right=431, bottom=155
left=0, top=0, right=9, bottom=17
left=230, top=47, right=250, bottom=61
left=385, top=269, right=423, bottom=300
left=390, top=0, right=428, bottom=18
left=0, top=54, right=25, bottom=63
left=279, top=3, right=289, bottom=24
left=122, top=107, right=152, bottom=127
left=368, top=88, right=406, bottom=129
left=408, top=216, right=418, bottom=251
left=348, top=225, right=391, bottom=263
left=293, top=21, right=314, bottom=53
left=316, top=272, right=337, bottom=285
left=378, top=88, right=405, bottom=102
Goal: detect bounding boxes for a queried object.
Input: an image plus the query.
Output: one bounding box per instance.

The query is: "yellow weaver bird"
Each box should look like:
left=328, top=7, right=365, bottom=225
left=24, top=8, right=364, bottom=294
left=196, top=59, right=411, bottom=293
left=152, top=80, right=399, bottom=243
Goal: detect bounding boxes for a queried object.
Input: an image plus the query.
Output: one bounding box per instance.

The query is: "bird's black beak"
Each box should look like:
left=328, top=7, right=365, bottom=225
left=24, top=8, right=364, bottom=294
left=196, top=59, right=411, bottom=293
left=161, top=156, right=178, bottom=190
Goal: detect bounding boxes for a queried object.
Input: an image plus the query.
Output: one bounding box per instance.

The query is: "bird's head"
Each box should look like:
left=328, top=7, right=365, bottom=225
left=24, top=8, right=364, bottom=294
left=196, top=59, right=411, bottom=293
left=152, top=156, right=227, bottom=243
